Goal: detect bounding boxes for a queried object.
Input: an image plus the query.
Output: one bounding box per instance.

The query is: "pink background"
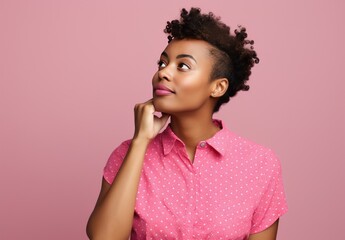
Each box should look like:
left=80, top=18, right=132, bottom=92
left=1, top=0, right=344, bottom=239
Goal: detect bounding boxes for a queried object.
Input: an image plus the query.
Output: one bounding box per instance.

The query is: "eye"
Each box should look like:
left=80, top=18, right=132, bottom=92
left=157, top=60, right=167, bottom=69
left=178, top=63, right=190, bottom=70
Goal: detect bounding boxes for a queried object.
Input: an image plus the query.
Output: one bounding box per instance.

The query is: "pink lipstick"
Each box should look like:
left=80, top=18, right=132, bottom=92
left=154, top=84, right=174, bottom=96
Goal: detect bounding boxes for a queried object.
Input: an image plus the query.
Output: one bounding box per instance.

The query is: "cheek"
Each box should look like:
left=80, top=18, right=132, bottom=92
left=177, top=77, right=210, bottom=97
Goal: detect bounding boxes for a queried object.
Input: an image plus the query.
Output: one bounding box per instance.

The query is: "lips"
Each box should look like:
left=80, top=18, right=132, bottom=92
left=154, top=84, right=175, bottom=96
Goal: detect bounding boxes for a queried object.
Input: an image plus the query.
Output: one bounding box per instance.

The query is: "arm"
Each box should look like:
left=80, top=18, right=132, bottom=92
left=86, top=100, right=169, bottom=240
left=248, top=219, right=279, bottom=240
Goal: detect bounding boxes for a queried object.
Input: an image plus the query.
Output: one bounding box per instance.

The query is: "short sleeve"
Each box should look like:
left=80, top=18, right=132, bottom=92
left=250, top=150, right=288, bottom=234
left=103, top=140, right=131, bottom=184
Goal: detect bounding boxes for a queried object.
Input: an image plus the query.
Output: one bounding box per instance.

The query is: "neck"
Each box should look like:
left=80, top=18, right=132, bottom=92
left=170, top=112, right=220, bottom=148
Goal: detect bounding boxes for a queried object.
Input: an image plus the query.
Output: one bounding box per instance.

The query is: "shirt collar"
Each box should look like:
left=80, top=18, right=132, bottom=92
left=161, top=124, right=180, bottom=156
left=160, top=119, right=232, bottom=157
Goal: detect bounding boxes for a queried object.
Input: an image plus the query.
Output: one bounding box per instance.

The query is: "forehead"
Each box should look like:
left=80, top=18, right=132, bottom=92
left=162, top=39, right=213, bottom=61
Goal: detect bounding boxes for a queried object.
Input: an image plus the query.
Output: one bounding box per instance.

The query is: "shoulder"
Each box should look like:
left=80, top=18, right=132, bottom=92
left=233, top=134, right=283, bottom=188
left=104, top=135, right=163, bottom=184
left=234, top=132, right=277, bottom=158
left=109, top=139, right=132, bottom=158
left=221, top=127, right=281, bottom=171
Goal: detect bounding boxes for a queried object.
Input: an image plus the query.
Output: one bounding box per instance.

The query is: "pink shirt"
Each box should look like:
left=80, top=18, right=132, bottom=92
left=104, top=120, right=288, bottom=239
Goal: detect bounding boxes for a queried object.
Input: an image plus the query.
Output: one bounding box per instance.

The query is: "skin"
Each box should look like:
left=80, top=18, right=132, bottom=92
left=152, top=39, right=228, bottom=160
left=86, top=39, right=279, bottom=239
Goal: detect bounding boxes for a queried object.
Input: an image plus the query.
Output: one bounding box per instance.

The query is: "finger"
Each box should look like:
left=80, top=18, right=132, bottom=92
left=155, top=113, right=170, bottom=127
left=135, top=101, right=155, bottom=116
left=160, top=113, right=170, bottom=122
left=142, top=98, right=153, bottom=105
left=134, top=99, right=153, bottom=109
left=161, top=112, right=169, bottom=118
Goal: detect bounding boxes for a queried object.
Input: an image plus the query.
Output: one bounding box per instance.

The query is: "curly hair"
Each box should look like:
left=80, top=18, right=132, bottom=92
left=164, top=7, right=259, bottom=112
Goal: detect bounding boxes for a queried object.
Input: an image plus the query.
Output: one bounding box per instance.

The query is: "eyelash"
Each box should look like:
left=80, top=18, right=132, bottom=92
left=178, top=63, right=190, bottom=70
left=157, top=60, right=166, bottom=68
left=157, top=60, right=190, bottom=70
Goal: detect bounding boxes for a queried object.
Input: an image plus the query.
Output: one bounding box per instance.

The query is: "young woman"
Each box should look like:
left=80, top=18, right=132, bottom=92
left=87, top=7, right=288, bottom=240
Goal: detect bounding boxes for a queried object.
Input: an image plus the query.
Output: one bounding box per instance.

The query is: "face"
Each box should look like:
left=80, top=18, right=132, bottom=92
left=152, top=39, right=216, bottom=115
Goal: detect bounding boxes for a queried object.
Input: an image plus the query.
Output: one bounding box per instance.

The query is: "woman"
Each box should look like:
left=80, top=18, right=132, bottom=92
left=87, top=7, right=288, bottom=240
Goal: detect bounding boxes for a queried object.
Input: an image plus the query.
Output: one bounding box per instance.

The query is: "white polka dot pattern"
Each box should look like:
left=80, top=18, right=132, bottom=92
left=103, top=120, right=288, bottom=239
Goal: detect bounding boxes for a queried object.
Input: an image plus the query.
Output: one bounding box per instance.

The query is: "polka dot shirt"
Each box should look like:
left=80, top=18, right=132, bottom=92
left=103, top=120, right=288, bottom=239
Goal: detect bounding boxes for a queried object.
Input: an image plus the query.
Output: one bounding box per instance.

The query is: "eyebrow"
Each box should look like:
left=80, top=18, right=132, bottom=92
left=161, top=51, right=197, bottom=63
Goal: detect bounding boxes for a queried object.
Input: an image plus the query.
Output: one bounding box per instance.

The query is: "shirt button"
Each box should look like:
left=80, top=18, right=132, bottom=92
left=199, top=141, right=206, bottom=148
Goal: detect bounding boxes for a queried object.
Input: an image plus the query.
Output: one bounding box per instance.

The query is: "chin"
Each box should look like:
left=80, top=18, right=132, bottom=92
left=153, top=97, right=204, bottom=114
left=154, top=98, right=183, bottom=114
left=153, top=98, right=170, bottom=113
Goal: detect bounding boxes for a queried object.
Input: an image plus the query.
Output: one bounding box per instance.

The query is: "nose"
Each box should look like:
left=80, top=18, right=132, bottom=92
left=158, top=65, right=172, bottom=82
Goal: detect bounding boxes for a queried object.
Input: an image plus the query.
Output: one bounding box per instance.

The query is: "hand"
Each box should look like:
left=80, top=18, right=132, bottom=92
left=133, top=99, right=170, bottom=142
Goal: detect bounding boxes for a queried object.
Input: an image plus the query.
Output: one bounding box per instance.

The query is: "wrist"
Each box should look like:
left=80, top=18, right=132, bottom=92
left=131, top=137, right=151, bottom=148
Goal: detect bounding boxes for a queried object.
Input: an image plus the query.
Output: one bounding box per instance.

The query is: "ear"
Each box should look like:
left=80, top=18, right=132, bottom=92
left=210, top=78, right=228, bottom=98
